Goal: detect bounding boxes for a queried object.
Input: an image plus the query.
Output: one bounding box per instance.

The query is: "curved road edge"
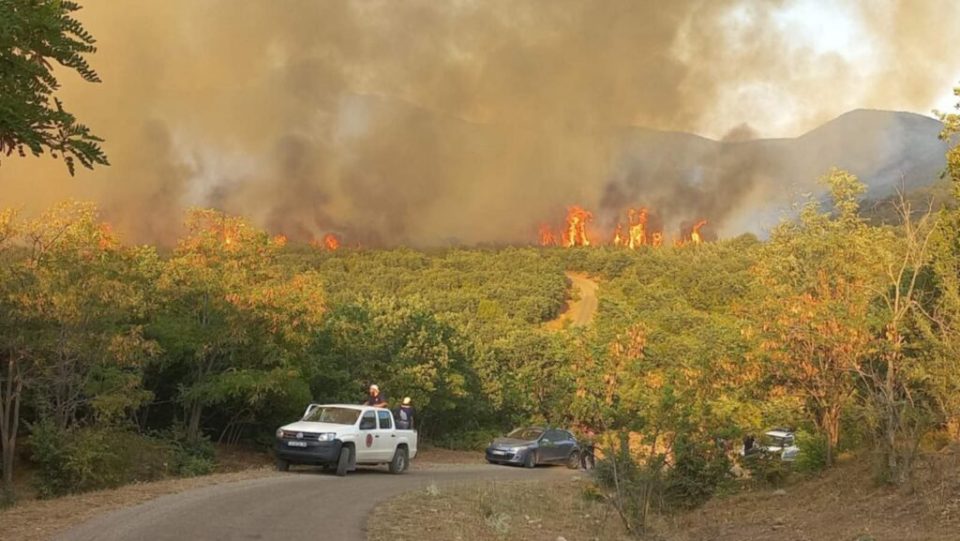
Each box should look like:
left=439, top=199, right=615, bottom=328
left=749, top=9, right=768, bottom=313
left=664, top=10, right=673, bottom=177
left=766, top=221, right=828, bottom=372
left=55, top=464, right=575, bottom=541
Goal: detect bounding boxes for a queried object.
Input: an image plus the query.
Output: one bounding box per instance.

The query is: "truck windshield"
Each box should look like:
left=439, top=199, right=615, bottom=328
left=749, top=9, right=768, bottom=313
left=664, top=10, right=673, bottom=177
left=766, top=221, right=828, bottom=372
left=303, top=407, right=361, bottom=425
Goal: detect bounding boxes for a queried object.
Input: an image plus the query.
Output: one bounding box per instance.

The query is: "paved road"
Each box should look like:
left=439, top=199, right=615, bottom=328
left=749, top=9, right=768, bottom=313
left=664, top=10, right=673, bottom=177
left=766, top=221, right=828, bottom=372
left=56, top=464, right=573, bottom=541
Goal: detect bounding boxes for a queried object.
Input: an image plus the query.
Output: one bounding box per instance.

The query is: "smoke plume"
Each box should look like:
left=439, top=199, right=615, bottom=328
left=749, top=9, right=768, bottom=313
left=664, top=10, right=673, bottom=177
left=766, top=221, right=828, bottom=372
left=1, top=0, right=958, bottom=245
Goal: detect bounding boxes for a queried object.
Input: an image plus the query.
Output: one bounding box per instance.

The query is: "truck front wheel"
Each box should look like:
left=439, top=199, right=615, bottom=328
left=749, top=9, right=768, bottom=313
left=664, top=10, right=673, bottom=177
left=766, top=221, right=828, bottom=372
left=276, top=458, right=290, bottom=472
left=389, top=447, right=409, bottom=474
left=336, top=446, right=351, bottom=477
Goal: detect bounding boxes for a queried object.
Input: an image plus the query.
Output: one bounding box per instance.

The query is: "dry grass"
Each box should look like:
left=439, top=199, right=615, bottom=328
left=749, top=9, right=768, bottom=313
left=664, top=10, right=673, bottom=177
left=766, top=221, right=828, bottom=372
left=657, top=445, right=960, bottom=541
left=368, top=477, right=632, bottom=541
left=414, top=444, right=486, bottom=465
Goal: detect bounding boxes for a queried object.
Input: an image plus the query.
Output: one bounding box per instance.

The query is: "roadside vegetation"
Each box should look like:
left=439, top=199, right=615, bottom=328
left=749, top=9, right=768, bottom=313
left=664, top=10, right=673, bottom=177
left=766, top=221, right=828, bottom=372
left=3, top=3, right=960, bottom=538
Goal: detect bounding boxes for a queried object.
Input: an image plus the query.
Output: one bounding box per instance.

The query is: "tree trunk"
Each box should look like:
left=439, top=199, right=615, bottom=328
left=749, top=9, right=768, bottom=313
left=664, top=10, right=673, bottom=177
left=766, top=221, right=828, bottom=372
left=821, top=404, right=842, bottom=467
left=1, top=357, right=23, bottom=498
left=187, top=401, right=203, bottom=442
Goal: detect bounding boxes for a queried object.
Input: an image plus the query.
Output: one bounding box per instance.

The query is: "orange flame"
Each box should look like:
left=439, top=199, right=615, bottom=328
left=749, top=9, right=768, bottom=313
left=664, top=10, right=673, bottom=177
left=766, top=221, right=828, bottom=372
left=563, top=206, right=592, bottom=247
left=323, top=233, right=340, bottom=251
left=652, top=231, right=663, bottom=247
left=539, top=224, right=557, bottom=246
left=537, top=205, right=711, bottom=248
left=690, top=219, right=707, bottom=245
left=627, top=207, right=648, bottom=249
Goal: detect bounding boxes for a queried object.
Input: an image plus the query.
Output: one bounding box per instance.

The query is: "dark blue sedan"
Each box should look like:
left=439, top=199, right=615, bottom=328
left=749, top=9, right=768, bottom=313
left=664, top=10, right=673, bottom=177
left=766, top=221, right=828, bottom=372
left=485, top=426, right=580, bottom=468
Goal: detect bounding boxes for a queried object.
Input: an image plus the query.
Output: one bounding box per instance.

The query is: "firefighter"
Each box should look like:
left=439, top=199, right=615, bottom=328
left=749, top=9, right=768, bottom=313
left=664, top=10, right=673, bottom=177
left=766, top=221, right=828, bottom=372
left=363, top=384, right=388, bottom=407
left=395, top=397, right=415, bottom=430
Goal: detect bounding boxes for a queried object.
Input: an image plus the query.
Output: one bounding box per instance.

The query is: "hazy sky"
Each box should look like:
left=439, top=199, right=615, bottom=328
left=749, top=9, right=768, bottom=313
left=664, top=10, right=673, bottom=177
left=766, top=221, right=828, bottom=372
left=1, top=0, right=958, bottom=246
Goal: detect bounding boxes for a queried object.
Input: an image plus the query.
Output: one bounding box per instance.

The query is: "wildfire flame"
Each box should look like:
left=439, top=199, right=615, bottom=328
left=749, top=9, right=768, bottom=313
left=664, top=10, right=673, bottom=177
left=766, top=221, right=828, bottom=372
left=539, top=224, right=557, bottom=246
left=627, top=207, right=648, bottom=249
left=690, top=219, right=707, bottom=245
left=310, top=232, right=341, bottom=251
left=652, top=231, right=663, bottom=247
left=563, top=206, right=592, bottom=247
left=538, top=205, right=710, bottom=249
left=323, top=233, right=340, bottom=251
left=612, top=224, right=624, bottom=247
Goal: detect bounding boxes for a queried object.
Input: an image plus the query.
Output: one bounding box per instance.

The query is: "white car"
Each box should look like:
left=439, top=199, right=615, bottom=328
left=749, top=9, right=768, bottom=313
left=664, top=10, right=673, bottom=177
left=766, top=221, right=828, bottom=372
left=741, top=429, right=800, bottom=461
left=274, top=404, right=418, bottom=476
left=762, top=429, right=800, bottom=461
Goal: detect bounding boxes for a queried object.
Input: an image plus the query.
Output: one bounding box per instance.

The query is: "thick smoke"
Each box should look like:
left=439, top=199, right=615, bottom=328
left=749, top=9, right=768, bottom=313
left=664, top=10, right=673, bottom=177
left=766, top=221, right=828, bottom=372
left=0, top=0, right=958, bottom=245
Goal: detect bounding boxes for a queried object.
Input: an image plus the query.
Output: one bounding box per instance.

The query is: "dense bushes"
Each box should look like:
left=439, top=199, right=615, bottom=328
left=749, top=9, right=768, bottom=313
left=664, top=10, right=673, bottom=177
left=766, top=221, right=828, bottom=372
left=663, top=437, right=732, bottom=509
left=29, top=422, right=174, bottom=497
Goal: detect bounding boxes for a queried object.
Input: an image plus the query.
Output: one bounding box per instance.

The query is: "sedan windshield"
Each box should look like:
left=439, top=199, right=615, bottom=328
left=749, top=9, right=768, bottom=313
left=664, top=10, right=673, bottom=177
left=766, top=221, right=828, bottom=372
left=507, top=427, right=544, bottom=441
left=303, top=407, right=361, bottom=425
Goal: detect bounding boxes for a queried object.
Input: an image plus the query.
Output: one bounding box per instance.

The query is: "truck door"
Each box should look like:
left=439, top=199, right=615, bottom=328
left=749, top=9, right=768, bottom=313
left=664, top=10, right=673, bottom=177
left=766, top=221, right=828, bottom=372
left=375, top=410, right=396, bottom=461
left=356, top=410, right=378, bottom=463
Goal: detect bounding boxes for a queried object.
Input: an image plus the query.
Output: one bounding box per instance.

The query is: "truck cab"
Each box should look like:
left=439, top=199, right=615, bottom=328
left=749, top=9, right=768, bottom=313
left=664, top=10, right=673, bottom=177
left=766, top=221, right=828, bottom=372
left=275, top=404, right=418, bottom=476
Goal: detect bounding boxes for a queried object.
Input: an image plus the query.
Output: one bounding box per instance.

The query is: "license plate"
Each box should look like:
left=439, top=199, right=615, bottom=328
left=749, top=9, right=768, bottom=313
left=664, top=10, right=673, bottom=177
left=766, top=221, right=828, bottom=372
left=287, top=441, right=308, bottom=448
left=491, top=450, right=506, bottom=455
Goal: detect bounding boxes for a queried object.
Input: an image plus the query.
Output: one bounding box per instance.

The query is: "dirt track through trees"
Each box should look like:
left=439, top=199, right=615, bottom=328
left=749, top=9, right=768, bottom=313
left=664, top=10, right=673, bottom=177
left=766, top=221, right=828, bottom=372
left=547, top=272, right=599, bottom=329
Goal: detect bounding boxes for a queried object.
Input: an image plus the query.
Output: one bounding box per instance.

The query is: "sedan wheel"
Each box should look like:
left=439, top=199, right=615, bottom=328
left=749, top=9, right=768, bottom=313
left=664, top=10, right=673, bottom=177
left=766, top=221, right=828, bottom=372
left=523, top=451, right=537, bottom=469
left=566, top=451, right=580, bottom=469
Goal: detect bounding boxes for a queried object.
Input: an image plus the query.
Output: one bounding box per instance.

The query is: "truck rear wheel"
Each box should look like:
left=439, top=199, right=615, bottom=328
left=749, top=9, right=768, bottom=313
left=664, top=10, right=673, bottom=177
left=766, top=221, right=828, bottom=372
left=336, top=446, right=351, bottom=477
left=389, top=447, right=409, bottom=474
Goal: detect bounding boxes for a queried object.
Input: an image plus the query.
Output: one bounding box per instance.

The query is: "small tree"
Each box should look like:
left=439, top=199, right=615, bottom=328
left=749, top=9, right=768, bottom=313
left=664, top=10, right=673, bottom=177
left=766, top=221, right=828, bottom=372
left=859, top=193, right=937, bottom=485
left=0, top=208, right=24, bottom=499
left=753, top=169, right=886, bottom=466
left=154, top=209, right=323, bottom=442
left=927, top=85, right=960, bottom=436
left=0, top=0, right=108, bottom=173
left=0, top=202, right=157, bottom=500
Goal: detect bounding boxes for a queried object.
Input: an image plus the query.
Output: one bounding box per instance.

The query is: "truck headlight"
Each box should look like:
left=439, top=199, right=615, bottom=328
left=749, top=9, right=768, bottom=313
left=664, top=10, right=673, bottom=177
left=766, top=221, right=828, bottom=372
left=276, top=428, right=284, bottom=439
left=317, top=433, right=336, bottom=441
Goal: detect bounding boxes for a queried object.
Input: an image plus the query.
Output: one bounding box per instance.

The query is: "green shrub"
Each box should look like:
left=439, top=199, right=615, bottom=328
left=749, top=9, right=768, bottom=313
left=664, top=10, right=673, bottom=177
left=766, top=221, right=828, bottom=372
left=663, top=437, right=732, bottom=509
left=794, top=431, right=828, bottom=474
left=743, top=450, right=790, bottom=488
left=164, top=426, right=217, bottom=477
left=175, top=454, right=216, bottom=477
left=30, top=420, right=175, bottom=498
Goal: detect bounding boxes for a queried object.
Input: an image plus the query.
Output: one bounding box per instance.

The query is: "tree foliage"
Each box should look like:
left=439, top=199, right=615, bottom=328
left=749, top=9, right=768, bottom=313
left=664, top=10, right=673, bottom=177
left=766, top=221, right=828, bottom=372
left=0, top=0, right=107, bottom=174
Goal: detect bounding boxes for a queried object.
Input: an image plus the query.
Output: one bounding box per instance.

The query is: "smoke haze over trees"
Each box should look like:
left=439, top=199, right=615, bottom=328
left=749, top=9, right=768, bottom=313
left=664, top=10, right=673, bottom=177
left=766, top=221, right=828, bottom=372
left=1, top=0, right=959, bottom=246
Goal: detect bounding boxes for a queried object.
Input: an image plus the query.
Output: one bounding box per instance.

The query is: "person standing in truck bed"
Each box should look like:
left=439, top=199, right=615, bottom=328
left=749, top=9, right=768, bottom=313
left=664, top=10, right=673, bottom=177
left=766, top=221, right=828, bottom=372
left=395, top=397, right=415, bottom=430
left=363, top=384, right=388, bottom=407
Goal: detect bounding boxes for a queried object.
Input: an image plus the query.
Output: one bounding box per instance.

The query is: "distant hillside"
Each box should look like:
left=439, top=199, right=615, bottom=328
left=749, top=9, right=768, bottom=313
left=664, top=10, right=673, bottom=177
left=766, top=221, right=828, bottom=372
left=334, top=95, right=949, bottom=242
left=606, top=109, right=949, bottom=235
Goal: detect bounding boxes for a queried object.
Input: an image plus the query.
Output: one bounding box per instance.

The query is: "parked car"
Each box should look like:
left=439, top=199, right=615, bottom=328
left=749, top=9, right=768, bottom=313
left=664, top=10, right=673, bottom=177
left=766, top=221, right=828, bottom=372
left=742, top=428, right=800, bottom=462
left=275, top=404, right=418, bottom=476
left=762, top=428, right=800, bottom=461
left=485, top=426, right=580, bottom=468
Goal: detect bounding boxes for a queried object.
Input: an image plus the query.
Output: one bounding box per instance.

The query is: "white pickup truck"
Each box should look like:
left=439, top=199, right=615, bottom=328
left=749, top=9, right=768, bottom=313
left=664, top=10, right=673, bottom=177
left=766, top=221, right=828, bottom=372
left=274, top=404, right=417, bottom=476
